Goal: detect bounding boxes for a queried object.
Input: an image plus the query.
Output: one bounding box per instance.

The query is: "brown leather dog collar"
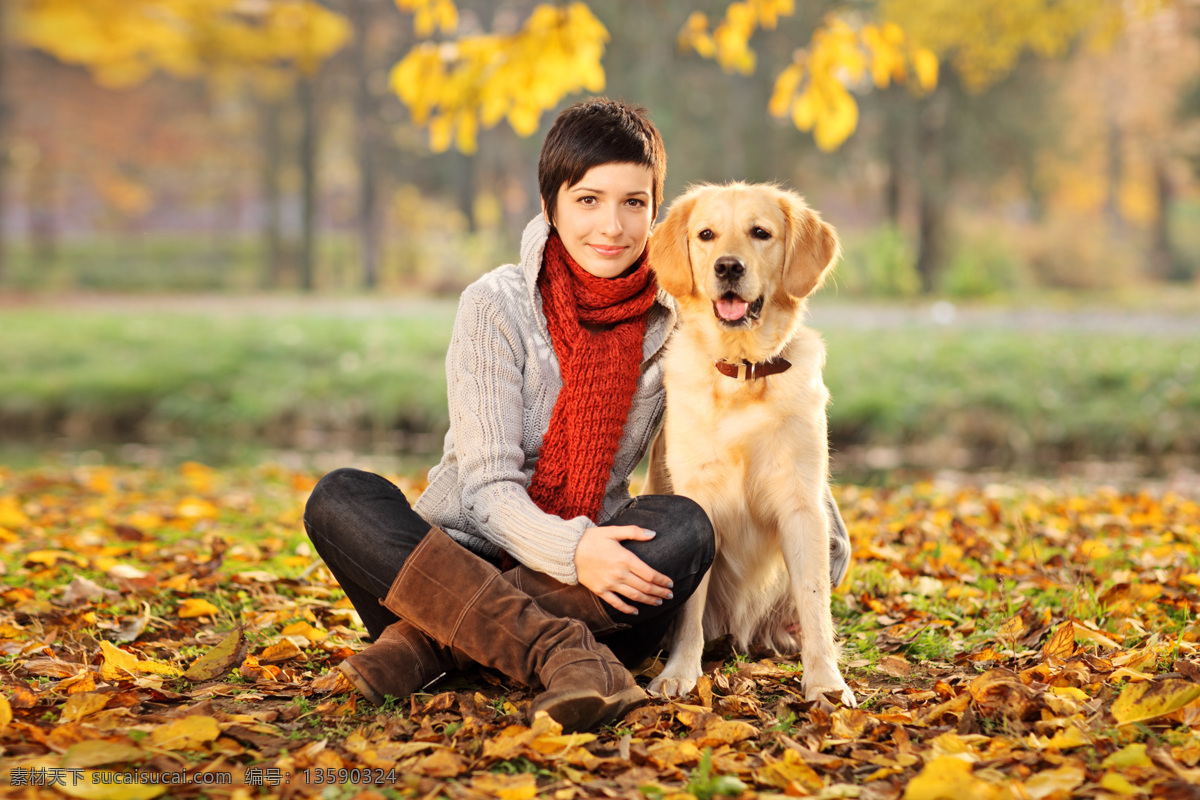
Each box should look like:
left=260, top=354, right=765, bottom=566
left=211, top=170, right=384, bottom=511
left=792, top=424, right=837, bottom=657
left=714, top=357, right=792, bottom=381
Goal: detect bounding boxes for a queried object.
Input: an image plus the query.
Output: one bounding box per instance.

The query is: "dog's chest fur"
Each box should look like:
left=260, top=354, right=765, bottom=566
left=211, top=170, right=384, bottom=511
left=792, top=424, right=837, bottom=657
left=660, top=324, right=830, bottom=650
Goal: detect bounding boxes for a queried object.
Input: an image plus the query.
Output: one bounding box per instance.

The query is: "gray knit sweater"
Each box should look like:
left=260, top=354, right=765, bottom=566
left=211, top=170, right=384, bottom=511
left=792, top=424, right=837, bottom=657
left=412, top=215, right=677, bottom=584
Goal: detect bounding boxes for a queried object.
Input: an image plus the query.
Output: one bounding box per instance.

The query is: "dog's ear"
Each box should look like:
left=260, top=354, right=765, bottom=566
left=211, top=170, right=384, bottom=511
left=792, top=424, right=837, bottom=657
left=650, top=192, right=698, bottom=297
left=780, top=192, right=840, bottom=300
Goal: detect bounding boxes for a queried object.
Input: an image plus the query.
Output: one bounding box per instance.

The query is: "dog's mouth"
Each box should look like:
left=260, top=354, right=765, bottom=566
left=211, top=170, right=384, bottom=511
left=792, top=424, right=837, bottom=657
left=713, top=293, right=764, bottom=326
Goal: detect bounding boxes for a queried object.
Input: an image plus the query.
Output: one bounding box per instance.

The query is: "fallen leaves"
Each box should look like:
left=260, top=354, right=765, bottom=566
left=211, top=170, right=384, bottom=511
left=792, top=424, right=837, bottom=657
left=2, top=466, right=1200, bottom=798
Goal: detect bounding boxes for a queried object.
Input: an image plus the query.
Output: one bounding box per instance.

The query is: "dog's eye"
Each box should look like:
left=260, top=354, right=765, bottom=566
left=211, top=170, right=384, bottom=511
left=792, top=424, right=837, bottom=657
left=698, top=229, right=714, bottom=241
left=752, top=227, right=772, bottom=240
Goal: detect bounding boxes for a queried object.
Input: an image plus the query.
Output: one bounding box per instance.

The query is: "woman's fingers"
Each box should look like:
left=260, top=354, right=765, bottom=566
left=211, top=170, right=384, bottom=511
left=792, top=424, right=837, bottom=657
left=628, top=558, right=674, bottom=591
left=604, top=525, right=657, bottom=542
left=601, top=590, right=638, bottom=615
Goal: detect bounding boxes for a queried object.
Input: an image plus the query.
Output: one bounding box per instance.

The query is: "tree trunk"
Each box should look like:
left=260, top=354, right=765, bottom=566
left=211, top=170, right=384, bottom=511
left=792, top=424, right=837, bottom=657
left=915, top=94, right=949, bottom=293
left=0, top=5, right=9, bottom=284
left=885, top=121, right=904, bottom=226
left=1105, top=118, right=1124, bottom=235
left=298, top=75, right=318, bottom=292
left=1153, top=158, right=1190, bottom=282
left=353, top=0, right=381, bottom=289
left=29, top=156, right=58, bottom=272
left=260, top=97, right=286, bottom=289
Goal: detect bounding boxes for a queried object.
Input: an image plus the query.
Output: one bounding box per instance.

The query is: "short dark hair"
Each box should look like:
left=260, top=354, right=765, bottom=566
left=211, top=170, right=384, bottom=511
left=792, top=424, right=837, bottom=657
left=538, top=97, right=667, bottom=227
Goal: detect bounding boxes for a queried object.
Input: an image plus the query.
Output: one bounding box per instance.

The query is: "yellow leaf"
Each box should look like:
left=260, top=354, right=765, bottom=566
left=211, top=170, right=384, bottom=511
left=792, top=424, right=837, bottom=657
left=758, top=749, right=824, bottom=793
left=831, top=707, right=873, bottom=738
left=912, top=47, right=939, bottom=91
left=469, top=773, right=537, bottom=800
left=99, top=641, right=139, bottom=681
left=412, top=746, right=467, bottom=777
left=1041, top=621, right=1076, bottom=660
left=259, top=639, right=304, bottom=663
left=0, top=496, right=30, bottom=528
left=26, top=549, right=88, bottom=567
left=60, top=692, right=110, bottom=723
left=690, top=719, right=757, bottom=747
left=1101, top=743, right=1153, bottom=769
left=175, top=496, right=218, bottom=519
left=1098, top=771, right=1142, bottom=796
left=903, top=756, right=1002, bottom=800
left=1045, top=725, right=1090, bottom=750
left=136, top=659, right=182, bottom=678
left=54, top=772, right=167, bottom=800
left=997, top=614, right=1025, bottom=640
left=61, top=740, right=147, bottom=769
left=177, top=598, right=221, bottom=619
left=281, top=621, right=327, bottom=643
left=0, top=692, right=11, bottom=732
left=147, top=715, right=221, bottom=750
left=1049, top=685, right=1090, bottom=702
left=1022, top=764, right=1086, bottom=799
left=768, top=62, right=803, bottom=117
left=183, top=627, right=246, bottom=682
left=1112, top=679, right=1200, bottom=725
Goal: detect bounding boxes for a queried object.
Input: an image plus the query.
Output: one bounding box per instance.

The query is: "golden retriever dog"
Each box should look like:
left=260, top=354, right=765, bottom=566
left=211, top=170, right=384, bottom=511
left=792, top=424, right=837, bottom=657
left=644, top=182, right=854, bottom=706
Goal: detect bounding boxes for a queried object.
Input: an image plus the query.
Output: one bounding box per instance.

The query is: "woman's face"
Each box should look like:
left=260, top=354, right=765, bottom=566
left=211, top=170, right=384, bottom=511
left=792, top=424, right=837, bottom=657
left=546, top=162, right=654, bottom=279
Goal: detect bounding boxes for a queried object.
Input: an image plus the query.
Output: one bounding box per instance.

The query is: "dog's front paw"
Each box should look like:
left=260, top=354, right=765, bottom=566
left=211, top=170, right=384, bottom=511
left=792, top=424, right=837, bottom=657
left=803, top=673, right=856, bottom=708
left=647, top=665, right=703, bottom=699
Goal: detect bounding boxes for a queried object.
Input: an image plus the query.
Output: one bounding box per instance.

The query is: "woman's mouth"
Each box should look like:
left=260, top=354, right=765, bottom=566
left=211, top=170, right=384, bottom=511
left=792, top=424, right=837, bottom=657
left=588, top=244, right=626, bottom=257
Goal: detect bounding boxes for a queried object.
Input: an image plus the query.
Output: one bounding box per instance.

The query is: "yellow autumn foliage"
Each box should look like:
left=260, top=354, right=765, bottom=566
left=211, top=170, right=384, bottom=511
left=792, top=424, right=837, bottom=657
left=391, top=2, right=608, bottom=153
left=880, top=0, right=1173, bottom=91
left=396, top=0, right=457, bottom=38
left=764, top=17, right=937, bottom=151
left=13, top=0, right=350, bottom=88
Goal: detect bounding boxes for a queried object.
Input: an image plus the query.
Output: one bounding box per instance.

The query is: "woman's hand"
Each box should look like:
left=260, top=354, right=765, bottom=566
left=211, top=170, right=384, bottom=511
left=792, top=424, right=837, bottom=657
left=574, top=526, right=674, bottom=615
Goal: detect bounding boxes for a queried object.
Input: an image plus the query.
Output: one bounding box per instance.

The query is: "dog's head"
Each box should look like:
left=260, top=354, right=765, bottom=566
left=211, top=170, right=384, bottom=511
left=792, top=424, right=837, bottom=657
left=651, top=183, right=839, bottom=331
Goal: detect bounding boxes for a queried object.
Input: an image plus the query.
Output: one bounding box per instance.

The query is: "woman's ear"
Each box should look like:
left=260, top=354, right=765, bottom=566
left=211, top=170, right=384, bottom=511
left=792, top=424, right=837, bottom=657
left=649, top=192, right=698, bottom=297
left=780, top=191, right=840, bottom=300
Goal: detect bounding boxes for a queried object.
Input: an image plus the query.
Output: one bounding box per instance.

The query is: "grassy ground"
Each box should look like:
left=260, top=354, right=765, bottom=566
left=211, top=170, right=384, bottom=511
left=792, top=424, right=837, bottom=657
left=2, top=300, right=1199, bottom=474
left=0, top=464, right=1199, bottom=798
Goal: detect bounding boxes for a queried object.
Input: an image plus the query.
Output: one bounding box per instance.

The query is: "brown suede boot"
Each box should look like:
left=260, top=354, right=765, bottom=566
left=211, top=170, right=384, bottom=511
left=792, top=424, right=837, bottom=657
left=381, top=527, right=646, bottom=732
left=339, top=560, right=626, bottom=707
left=338, top=619, right=458, bottom=706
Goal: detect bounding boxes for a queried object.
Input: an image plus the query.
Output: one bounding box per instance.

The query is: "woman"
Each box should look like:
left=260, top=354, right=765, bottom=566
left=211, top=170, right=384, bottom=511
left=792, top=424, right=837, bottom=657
left=304, top=98, right=850, bottom=733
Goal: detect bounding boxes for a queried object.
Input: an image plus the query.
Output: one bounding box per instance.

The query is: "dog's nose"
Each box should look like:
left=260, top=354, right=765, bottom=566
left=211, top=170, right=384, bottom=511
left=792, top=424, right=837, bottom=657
left=714, top=256, right=745, bottom=281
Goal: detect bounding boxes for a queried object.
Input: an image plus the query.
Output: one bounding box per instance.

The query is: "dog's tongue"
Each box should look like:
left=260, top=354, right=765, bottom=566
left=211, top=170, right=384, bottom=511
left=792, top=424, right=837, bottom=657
left=716, top=297, right=749, bottom=321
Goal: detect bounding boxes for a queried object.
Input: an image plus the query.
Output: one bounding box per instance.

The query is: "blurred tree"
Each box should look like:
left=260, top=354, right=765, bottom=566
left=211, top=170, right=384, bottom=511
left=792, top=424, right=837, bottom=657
left=351, top=0, right=384, bottom=289
left=0, top=3, right=9, bottom=283
left=5, top=0, right=351, bottom=288
left=391, top=0, right=1181, bottom=292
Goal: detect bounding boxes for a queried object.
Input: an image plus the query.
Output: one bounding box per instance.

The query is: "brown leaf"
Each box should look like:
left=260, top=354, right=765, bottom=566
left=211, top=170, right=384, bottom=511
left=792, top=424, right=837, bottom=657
left=147, top=715, right=221, bottom=750
left=1041, top=621, right=1076, bottom=661
left=879, top=654, right=913, bottom=677
left=60, top=740, right=147, bottom=769
left=182, top=627, right=246, bottom=682
left=60, top=692, right=110, bottom=723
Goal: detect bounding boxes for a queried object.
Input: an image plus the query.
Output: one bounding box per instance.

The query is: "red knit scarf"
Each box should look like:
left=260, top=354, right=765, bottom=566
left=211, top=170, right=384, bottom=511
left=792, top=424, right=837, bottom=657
left=528, top=231, right=657, bottom=522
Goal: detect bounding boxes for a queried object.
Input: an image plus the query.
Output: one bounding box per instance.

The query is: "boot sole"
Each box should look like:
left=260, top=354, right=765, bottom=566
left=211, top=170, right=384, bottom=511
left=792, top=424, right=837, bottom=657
left=534, top=686, right=648, bottom=733
left=338, top=661, right=386, bottom=707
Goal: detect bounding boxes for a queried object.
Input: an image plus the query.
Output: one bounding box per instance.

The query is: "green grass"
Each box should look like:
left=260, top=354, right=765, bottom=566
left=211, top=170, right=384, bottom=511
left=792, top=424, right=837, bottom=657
left=0, top=307, right=454, bottom=463
left=1, top=305, right=1198, bottom=469
left=821, top=326, right=1200, bottom=465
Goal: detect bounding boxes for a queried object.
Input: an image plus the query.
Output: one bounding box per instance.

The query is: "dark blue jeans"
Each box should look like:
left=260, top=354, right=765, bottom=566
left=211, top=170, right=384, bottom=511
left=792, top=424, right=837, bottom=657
left=303, top=468, right=716, bottom=666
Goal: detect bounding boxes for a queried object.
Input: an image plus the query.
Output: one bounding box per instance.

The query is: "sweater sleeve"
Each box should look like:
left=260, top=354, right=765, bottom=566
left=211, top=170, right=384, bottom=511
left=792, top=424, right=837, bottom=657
left=446, top=287, right=590, bottom=584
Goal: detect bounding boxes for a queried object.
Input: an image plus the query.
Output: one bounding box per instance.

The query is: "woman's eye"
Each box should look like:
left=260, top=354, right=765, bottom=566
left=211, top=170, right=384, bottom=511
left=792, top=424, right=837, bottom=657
left=627, top=198, right=645, bottom=207
left=579, top=196, right=597, bottom=205
left=752, top=227, right=771, bottom=240
left=698, top=229, right=714, bottom=241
